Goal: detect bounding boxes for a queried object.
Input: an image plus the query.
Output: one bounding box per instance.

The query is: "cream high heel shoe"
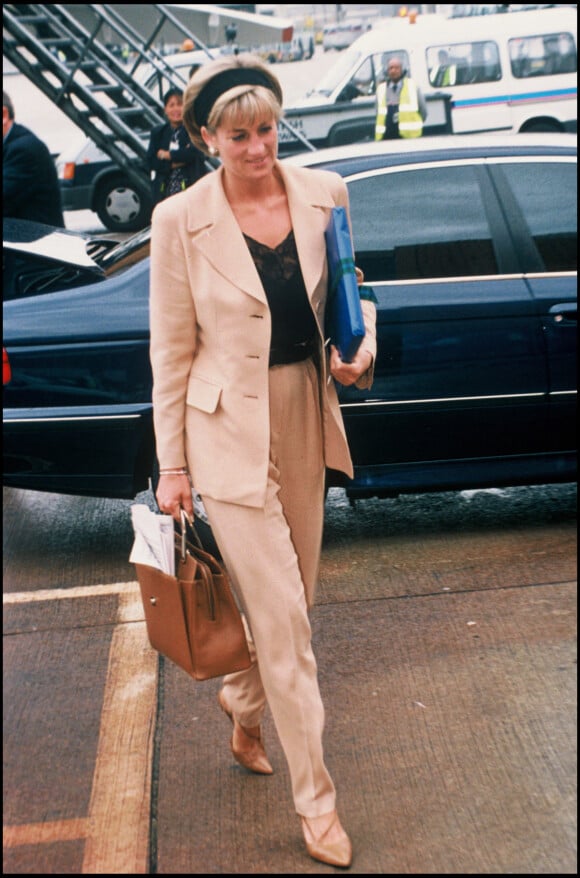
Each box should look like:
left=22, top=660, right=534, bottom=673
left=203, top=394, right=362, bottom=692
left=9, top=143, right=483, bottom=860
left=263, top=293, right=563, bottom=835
left=217, top=690, right=273, bottom=775
left=301, top=809, right=352, bottom=868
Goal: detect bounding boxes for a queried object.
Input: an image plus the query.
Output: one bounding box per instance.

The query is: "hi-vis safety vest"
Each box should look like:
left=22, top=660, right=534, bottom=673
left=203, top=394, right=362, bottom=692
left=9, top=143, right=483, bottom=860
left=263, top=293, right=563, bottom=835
left=374, top=77, right=423, bottom=140
left=431, top=63, right=457, bottom=87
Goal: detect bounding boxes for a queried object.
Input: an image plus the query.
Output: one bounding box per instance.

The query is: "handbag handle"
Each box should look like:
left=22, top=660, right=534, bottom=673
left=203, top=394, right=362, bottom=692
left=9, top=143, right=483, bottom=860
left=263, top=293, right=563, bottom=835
left=177, top=510, right=217, bottom=620
left=179, top=509, right=203, bottom=560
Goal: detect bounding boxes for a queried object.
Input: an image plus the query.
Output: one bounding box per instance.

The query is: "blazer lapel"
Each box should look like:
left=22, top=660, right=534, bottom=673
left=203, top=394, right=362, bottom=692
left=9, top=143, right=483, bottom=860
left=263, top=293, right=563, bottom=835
left=277, top=162, right=335, bottom=300
left=185, top=168, right=267, bottom=304
left=183, top=164, right=336, bottom=306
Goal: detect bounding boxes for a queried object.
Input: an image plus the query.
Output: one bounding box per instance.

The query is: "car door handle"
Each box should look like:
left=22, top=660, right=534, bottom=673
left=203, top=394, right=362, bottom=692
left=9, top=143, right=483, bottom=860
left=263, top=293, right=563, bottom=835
left=549, top=304, right=577, bottom=324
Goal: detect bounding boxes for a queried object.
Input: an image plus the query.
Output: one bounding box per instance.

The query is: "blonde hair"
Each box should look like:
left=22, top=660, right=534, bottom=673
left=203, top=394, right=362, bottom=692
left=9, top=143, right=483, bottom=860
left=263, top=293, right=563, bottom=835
left=183, top=54, right=283, bottom=155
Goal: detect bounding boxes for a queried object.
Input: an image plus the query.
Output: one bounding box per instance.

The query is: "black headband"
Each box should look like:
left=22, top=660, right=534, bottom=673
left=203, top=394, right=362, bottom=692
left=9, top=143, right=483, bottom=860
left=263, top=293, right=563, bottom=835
left=193, top=68, right=278, bottom=128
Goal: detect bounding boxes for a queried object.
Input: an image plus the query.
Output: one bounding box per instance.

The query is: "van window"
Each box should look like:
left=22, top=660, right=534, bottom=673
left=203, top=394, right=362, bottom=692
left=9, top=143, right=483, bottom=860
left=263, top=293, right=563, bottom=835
left=426, top=40, right=501, bottom=86
left=348, top=166, right=498, bottom=282
left=509, top=31, right=577, bottom=78
left=345, top=51, right=411, bottom=100
left=499, top=161, right=577, bottom=272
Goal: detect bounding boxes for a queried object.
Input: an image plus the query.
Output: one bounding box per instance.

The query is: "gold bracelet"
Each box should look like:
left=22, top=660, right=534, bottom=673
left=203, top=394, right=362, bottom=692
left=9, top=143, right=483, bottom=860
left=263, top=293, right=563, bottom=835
left=159, top=467, right=189, bottom=476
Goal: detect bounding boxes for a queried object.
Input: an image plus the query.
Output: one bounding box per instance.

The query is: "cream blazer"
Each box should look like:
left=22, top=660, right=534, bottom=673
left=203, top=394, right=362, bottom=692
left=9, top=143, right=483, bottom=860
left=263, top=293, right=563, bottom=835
left=149, top=160, right=377, bottom=508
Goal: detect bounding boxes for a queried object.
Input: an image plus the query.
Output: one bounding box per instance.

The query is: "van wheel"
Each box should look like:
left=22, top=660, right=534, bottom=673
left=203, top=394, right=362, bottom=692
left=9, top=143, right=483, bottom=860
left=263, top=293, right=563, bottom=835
left=328, top=122, right=373, bottom=147
left=521, top=120, right=561, bottom=134
left=94, top=175, right=153, bottom=232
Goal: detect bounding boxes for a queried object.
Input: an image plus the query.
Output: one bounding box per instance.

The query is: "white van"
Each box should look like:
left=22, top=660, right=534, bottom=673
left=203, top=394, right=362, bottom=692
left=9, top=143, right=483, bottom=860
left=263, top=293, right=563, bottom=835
left=281, top=6, right=577, bottom=149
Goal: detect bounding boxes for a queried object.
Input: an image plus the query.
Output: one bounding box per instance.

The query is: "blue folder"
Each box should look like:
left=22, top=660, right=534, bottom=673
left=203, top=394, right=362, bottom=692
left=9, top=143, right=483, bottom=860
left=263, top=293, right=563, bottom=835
left=324, top=206, right=365, bottom=363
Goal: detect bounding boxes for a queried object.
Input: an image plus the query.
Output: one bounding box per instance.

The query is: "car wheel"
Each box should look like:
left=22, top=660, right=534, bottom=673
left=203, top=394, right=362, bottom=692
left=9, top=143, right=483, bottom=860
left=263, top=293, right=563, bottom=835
left=94, top=174, right=153, bottom=232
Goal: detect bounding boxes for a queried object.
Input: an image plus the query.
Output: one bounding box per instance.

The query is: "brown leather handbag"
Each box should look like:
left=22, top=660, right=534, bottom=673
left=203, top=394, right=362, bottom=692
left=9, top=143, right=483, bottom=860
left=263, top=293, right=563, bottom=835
left=135, top=514, right=252, bottom=680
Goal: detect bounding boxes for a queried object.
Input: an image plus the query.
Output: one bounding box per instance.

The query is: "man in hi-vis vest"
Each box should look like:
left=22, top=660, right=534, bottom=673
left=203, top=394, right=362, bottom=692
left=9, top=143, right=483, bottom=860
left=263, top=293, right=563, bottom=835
left=375, top=56, right=427, bottom=140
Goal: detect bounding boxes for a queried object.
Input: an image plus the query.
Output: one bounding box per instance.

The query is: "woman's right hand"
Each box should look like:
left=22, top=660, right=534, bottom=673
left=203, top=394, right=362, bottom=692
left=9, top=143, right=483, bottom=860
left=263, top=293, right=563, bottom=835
left=156, top=474, right=194, bottom=523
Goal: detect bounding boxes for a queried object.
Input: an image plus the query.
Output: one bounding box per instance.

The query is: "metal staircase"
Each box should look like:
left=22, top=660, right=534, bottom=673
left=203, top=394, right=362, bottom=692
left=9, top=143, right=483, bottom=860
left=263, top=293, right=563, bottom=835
left=2, top=3, right=215, bottom=197
left=4, top=4, right=314, bottom=231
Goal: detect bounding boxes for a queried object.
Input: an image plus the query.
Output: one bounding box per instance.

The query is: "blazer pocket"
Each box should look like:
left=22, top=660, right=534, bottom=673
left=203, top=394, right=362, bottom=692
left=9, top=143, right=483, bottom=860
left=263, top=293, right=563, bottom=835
left=186, top=375, right=222, bottom=413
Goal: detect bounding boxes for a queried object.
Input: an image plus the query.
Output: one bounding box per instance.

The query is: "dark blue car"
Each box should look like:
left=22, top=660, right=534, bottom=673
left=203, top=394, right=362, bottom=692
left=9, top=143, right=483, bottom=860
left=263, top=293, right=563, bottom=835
left=3, top=135, right=577, bottom=500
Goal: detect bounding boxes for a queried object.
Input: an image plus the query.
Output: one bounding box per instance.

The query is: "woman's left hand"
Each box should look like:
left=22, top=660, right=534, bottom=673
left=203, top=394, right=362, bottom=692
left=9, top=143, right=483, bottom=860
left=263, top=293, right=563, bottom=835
left=329, top=344, right=373, bottom=386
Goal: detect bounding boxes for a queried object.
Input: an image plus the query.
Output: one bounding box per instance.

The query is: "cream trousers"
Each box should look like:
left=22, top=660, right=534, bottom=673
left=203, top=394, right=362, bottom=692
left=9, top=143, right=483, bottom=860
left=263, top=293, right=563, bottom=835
left=202, top=357, right=337, bottom=818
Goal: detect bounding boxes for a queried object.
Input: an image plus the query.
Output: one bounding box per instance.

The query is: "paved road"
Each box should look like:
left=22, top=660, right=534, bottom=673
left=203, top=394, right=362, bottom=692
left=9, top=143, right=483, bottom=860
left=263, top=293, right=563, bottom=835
left=2, top=37, right=578, bottom=876
left=3, top=483, right=577, bottom=873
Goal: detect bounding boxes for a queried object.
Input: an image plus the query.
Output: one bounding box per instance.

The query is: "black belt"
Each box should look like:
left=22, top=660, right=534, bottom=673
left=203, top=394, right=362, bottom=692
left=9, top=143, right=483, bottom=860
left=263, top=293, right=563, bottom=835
left=269, top=337, right=317, bottom=368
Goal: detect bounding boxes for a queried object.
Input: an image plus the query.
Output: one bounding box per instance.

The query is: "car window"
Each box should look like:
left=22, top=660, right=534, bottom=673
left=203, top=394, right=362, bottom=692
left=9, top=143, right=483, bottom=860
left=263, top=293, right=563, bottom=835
left=498, top=160, right=577, bottom=272
left=347, top=164, right=498, bottom=281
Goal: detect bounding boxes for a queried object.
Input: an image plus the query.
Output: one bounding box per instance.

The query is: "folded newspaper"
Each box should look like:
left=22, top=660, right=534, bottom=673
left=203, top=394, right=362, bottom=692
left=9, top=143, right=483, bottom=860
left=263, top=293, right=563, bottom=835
left=129, top=504, right=175, bottom=575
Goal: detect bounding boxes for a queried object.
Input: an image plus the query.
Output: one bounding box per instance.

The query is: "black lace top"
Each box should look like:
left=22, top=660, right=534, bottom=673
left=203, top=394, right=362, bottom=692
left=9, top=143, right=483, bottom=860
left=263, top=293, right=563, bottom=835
left=243, top=229, right=317, bottom=351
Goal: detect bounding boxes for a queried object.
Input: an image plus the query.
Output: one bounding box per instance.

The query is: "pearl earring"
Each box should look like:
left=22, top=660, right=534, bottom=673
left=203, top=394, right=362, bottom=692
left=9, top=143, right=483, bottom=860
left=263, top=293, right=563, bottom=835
left=209, top=146, right=219, bottom=156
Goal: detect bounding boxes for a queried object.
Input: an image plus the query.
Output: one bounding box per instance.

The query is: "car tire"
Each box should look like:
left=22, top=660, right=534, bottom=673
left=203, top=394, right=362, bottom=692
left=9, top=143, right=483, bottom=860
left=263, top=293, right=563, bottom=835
left=94, top=174, right=153, bottom=232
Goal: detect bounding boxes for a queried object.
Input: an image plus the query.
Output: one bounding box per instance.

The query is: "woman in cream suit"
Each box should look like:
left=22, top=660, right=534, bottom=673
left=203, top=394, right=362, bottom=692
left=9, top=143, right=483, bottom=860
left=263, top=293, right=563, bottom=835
left=151, top=54, right=376, bottom=869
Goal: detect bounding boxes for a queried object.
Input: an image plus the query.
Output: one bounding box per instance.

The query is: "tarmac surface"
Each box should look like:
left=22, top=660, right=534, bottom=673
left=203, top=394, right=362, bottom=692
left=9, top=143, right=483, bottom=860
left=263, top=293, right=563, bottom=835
left=3, top=24, right=578, bottom=874
left=3, top=483, right=577, bottom=874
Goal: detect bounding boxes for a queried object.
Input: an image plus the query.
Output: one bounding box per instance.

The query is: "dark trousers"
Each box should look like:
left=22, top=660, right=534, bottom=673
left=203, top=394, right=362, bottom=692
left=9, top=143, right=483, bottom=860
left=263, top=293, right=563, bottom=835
left=385, top=104, right=401, bottom=140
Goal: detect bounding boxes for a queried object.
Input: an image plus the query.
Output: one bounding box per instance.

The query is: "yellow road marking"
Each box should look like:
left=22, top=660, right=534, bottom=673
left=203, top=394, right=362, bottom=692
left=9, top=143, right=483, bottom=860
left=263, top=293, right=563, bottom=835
left=4, top=584, right=158, bottom=873
left=82, top=590, right=158, bottom=873
left=3, top=581, right=141, bottom=604
left=3, top=818, right=89, bottom=847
